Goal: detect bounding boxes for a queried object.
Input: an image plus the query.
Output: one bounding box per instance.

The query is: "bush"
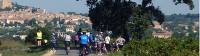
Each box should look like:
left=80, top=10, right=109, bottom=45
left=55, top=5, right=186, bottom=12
left=123, top=37, right=199, bottom=56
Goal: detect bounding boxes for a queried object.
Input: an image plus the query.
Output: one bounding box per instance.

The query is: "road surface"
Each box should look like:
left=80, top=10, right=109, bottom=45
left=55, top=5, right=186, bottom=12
left=54, top=49, right=106, bottom=56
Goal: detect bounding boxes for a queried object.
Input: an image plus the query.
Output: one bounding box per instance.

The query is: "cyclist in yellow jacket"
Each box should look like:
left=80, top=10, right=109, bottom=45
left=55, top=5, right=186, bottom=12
left=36, top=30, right=43, bottom=46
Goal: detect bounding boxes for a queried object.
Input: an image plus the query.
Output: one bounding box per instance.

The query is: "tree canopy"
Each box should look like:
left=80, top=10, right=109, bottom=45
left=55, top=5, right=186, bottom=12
left=77, top=0, right=194, bottom=39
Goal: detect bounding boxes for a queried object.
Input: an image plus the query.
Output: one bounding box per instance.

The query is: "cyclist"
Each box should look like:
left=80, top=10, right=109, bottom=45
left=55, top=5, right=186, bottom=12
left=93, top=33, right=98, bottom=53
left=80, top=32, right=89, bottom=55
left=74, top=33, right=80, bottom=48
left=64, top=33, right=71, bottom=55
left=96, top=32, right=104, bottom=55
left=50, top=33, right=57, bottom=54
left=88, top=32, right=95, bottom=53
left=105, top=34, right=111, bottom=52
left=115, top=35, right=126, bottom=51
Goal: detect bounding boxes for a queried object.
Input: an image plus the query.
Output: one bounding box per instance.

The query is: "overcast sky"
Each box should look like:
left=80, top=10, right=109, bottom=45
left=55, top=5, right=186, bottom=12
left=12, top=0, right=199, bottom=15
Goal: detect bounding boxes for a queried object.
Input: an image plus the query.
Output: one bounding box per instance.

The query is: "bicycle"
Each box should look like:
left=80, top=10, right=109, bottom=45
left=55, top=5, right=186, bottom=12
left=80, top=44, right=89, bottom=56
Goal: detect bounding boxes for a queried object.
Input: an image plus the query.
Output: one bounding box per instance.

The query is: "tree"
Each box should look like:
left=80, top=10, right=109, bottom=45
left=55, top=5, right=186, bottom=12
left=27, top=17, right=38, bottom=27
left=67, top=12, right=79, bottom=15
left=77, top=0, right=194, bottom=40
left=12, top=2, right=29, bottom=11
left=76, top=19, right=92, bottom=31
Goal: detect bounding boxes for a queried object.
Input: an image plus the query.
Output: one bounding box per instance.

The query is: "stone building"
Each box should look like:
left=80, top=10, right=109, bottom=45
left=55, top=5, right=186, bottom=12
left=152, top=30, right=172, bottom=39
left=0, top=0, right=12, bottom=9
left=152, top=21, right=173, bottom=38
left=65, top=21, right=76, bottom=33
left=153, top=21, right=161, bottom=29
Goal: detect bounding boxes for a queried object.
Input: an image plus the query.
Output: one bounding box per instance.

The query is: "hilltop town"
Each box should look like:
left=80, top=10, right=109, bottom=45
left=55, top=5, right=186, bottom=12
left=0, top=0, right=198, bottom=56
left=0, top=0, right=198, bottom=39
left=0, top=0, right=92, bottom=38
left=0, top=8, right=91, bottom=27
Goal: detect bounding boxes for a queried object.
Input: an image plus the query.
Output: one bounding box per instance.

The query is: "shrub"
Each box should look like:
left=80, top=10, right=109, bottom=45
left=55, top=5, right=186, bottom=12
left=123, top=37, right=199, bottom=56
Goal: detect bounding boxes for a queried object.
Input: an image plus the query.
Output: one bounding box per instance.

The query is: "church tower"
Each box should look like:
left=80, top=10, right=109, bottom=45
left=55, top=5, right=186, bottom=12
left=0, top=0, right=12, bottom=9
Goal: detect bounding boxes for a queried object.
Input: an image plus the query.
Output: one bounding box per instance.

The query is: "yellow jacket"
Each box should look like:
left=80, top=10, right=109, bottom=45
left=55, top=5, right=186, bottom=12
left=36, top=31, right=42, bottom=39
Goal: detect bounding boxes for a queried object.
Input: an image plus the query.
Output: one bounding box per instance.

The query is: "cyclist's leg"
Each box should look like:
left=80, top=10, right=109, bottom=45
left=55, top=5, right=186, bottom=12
left=103, top=43, right=108, bottom=53
left=67, top=41, right=70, bottom=51
left=93, top=42, right=97, bottom=54
left=75, top=40, right=78, bottom=48
left=90, top=42, right=94, bottom=53
left=81, top=44, right=86, bottom=55
left=87, top=44, right=91, bottom=54
left=97, top=43, right=102, bottom=55
left=119, top=45, right=124, bottom=50
left=64, top=41, right=68, bottom=55
left=79, top=44, right=84, bottom=55
left=106, top=43, right=110, bottom=52
left=37, top=39, right=39, bottom=46
left=117, top=44, right=120, bottom=51
left=79, top=44, right=82, bottom=55
left=105, top=44, right=108, bottom=52
left=51, top=43, right=56, bottom=54
left=38, top=39, right=42, bottom=46
left=74, top=40, right=76, bottom=47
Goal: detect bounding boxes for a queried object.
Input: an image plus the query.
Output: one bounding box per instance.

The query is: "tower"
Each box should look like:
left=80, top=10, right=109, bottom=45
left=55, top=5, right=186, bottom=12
left=0, top=0, right=12, bottom=9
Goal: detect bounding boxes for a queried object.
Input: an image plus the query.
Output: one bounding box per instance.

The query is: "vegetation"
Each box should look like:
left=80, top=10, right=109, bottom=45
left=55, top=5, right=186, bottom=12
left=25, top=26, right=51, bottom=46
left=0, top=38, right=46, bottom=56
left=165, top=14, right=199, bottom=38
left=165, top=14, right=199, bottom=23
left=75, top=19, right=92, bottom=32
left=12, top=2, right=39, bottom=12
left=75, top=0, right=197, bottom=55
left=122, top=37, right=198, bottom=56
left=77, top=0, right=194, bottom=40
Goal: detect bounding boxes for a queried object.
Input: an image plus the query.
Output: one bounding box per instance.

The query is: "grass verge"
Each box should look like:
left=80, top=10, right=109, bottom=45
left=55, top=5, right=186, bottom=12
left=0, top=38, right=47, bottom=56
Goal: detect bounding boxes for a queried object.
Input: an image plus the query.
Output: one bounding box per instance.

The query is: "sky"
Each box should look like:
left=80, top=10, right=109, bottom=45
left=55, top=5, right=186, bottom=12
left=12, top=0, right=199, bottom=15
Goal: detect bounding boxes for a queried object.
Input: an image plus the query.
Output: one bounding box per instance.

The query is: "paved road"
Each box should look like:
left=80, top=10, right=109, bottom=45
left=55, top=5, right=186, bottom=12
left=55, top=49, right=79, bottom=56
left=55, top=49, right=106, bottom=56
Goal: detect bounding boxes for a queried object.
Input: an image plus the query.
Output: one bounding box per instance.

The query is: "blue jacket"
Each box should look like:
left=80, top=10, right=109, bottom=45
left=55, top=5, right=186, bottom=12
left=80, top=34, right=88, bottom=44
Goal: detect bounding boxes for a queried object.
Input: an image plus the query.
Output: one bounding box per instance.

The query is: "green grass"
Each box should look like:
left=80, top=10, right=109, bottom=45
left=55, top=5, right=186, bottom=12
left=0, top=38, right=47, bottom=56
left=108, top=51, right=123, bottom=56
left=0, top=50, right=46, bottom=56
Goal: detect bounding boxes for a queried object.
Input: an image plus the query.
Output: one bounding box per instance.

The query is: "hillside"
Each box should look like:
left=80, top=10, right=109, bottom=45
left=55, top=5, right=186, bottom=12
left=163, top=14, right=199, bottom=38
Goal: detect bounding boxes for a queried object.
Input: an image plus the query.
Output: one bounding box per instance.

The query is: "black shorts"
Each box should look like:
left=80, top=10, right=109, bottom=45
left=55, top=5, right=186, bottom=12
left=64, top=41, right=70, bottom=46
left=118, top=45, right=124, bottom=48
left=51, top=43, right=56, bottom=48
left=37, top=39, right=42, bottom=41
left=81, top=44, right=87, bottom=49
left=105, top=44, right=110, bottom=49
